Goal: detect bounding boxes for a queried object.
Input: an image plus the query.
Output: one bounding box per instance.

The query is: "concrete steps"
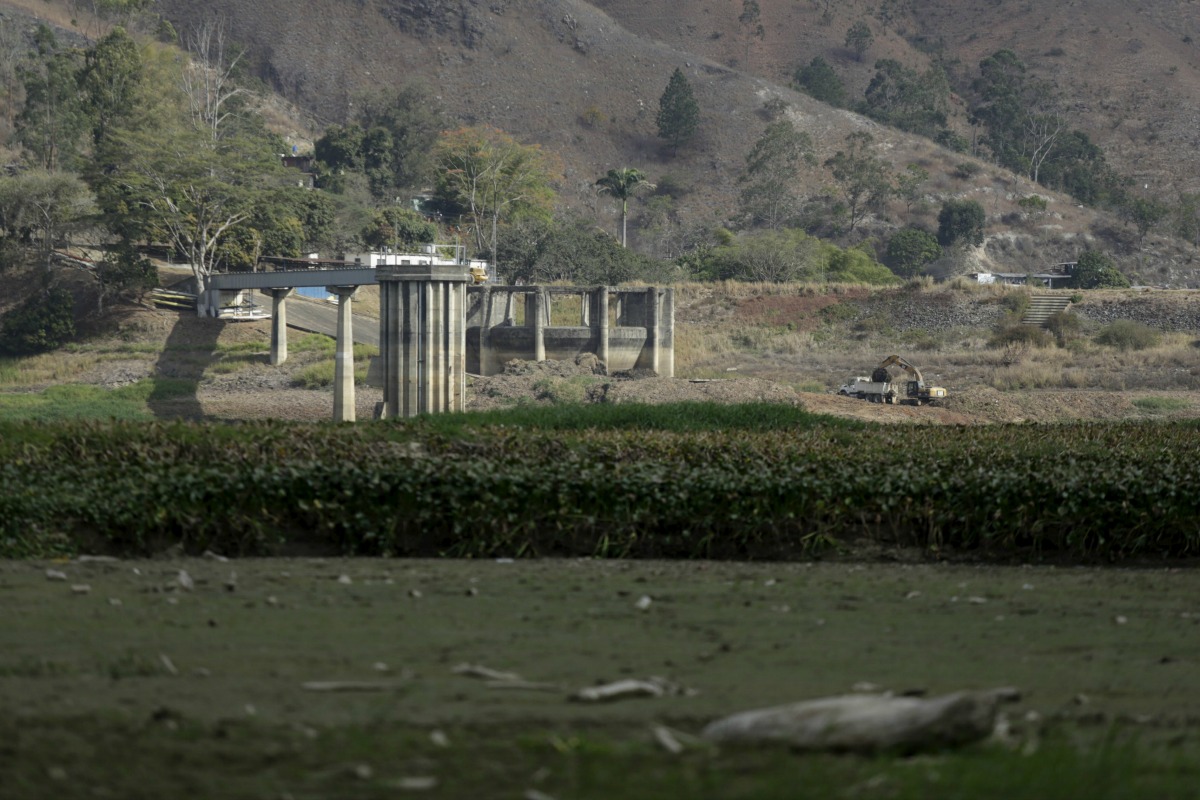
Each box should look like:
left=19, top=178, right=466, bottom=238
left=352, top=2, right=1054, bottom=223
left=1021, top=295, right=1072, bottom=327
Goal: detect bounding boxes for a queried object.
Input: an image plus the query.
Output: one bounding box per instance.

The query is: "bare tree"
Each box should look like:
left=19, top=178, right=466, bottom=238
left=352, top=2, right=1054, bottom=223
left=181, top=17, right=247, bottom=142
left=1025, top=113, right=1063, bottom=185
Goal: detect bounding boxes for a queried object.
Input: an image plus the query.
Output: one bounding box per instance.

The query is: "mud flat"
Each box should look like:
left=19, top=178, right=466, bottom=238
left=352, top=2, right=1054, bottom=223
left=2, top=558, right=1198, bottom=798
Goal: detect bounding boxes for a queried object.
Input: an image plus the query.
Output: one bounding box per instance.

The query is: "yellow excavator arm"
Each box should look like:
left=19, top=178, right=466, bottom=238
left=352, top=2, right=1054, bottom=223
left=877, top=354, right=924, bottom=384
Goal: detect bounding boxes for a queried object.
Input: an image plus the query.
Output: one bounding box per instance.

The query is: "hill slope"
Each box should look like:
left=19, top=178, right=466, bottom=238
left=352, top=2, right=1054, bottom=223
left=3, top=0, right=1200, bottom=284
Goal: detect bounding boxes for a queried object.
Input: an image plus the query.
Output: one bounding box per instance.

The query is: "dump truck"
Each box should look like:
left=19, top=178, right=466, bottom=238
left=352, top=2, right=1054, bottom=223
left=839, top=355, right=947, bottom=405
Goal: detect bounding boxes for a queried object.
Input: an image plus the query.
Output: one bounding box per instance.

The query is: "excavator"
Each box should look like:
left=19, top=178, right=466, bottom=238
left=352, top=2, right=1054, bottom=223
left=871, top=355, right=947, bottom=405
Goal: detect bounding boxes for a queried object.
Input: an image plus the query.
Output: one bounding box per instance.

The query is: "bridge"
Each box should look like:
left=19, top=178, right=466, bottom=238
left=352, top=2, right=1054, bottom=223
left=205, top=261, right=675, bottom=422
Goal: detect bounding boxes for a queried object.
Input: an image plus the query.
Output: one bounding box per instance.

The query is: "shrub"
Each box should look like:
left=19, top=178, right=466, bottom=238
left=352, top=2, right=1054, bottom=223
left=997, top=290, right=1032, bottom=316
left=953, top=161, right=982, bottom=180
left=1071, top=250, right=1130, bottom=289
left=0, top=288, right=76, bottom=355
left=1017, top=195, right=1048, bottom=215
left=1044, top=310, right=1082, bottom=345
left=989, top=323, right=1051, bottom=350
left=1095, top=320, right=1160, bottom=351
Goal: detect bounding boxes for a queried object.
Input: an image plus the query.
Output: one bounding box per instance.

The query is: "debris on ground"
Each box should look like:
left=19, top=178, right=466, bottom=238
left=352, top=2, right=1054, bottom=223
left=701, top=688, right=1021, bottom=752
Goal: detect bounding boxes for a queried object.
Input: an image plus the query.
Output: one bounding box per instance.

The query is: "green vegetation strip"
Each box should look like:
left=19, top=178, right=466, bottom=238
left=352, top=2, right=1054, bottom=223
left=3, top=717, right=1190, bottom=800
left=1, top=403, right=1197, bottom=560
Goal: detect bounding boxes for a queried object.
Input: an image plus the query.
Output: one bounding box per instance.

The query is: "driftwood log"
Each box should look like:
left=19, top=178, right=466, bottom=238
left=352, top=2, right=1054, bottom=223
left=702, top=688, right=1020, bottom=753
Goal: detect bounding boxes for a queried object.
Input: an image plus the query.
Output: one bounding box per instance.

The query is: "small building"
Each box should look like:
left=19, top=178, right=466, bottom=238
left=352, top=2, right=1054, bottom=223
left=968, top=262, right=1077, bottom=289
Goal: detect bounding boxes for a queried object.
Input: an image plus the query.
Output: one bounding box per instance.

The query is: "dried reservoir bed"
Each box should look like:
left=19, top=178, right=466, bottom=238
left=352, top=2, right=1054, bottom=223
left=2, top=558, right=1198, bottom=798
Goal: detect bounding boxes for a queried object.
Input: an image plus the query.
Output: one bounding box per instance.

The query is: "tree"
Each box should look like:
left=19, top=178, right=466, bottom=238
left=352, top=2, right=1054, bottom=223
left=432, top=126, right=558, bottom=272
left=496, top=216, right=660, bottom=285
left=937, top=199, right=986, bottom=248
left=885, top=227, right=941, bottom=277
left=180, top=17, right=247, bottom=142
left=93, top=240, right=156, bottom=313
left=895, top=163, right=929, bottom=210
left=845, top=20, right=874, bottom=61
left=824, top=131, right=893, bottom=233
left=16, top=26, right=87, bottom=171
left=656, top=68, right=699, bottom=155
left=1175, top=192, right=1200, bottom=248
left=794, top=57, right=845, bottom=107
left=78, top=27, right=142, bottom=149
left=0, top=286, right=75, bottom=355
left=595, top=168, right=654, bottom=247
left=738, top=1, right=765, bottom=63
left=861, top=60, right=951, bottom=138
left=0, top=170, right=93, bottom=267
left=738, top=121, right=814, bottom=229
left=360, top=206, right=438, bottom=250
left=1119, top=195, right=1170, bottom=241
left=354, top=86, right=445, bottom=198
left=716, top=228, right=825, bottom=282
left=97, top=119, right=275, bottom=306
left=1071, top=249, right=1129, bottom=289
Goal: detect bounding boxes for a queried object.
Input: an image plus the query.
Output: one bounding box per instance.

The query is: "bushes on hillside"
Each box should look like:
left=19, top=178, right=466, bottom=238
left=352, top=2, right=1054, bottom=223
left=0, top=287, right=75, bottom=355
left=1095, top=320, right=1160, bottom=351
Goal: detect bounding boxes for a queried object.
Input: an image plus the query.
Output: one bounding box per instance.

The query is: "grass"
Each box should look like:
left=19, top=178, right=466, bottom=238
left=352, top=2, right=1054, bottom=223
left=2, top=718, right=1193, bottom=800
left=292, top=343, right=379, bottom=388
left=1133, top=396, right=1191, bottom=413
left=0, top=378, right=195, bottom=423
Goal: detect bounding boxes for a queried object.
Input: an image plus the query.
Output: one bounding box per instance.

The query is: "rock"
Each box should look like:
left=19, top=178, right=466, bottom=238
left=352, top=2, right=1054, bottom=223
left=70, top=584, right=91, bottom=595
left=176, top=570, right=194, bottom=591
left=701, top=688, right=1020, bottom=753
left=45, top=569, right=68, bottom=581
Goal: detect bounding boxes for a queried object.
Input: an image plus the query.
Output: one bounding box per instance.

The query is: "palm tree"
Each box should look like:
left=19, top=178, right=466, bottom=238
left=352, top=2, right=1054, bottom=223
left=595, top=167, right=654, bottom=247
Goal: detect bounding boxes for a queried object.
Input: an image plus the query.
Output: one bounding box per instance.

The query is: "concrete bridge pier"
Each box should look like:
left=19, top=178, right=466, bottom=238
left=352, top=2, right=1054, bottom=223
left=268, top=288, right=294, bottom=366
left=328, top=286, right=358, bottom=422
left=377, top=264, right=470, bottom=419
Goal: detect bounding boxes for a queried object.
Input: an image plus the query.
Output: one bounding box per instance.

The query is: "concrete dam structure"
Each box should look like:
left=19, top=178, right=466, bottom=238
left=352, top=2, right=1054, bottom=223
left=468, top=285, right=674, bottom=379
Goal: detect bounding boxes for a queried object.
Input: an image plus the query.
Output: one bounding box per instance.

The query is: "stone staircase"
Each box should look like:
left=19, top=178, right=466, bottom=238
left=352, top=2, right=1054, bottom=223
left=1021, top=295, right=1072, bottom=327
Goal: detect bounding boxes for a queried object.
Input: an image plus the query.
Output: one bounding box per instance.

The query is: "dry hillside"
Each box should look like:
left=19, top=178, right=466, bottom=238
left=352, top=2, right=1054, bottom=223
left=2, top=0, right=1199, bottom=284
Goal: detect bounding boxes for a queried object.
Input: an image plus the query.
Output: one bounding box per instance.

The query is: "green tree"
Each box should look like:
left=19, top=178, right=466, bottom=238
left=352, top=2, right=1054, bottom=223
left=845, top=20, right=874, bottom=61
left=1071, top=249, right=1130, bottom=289
left=78, top=27, right=142, bottom=149
left=1119, top=195, right=1170, bottom=241
left=432, top=125, right=558, bottom=270
left=1175, top=192, right=1200, bottom=248
left=895, top=163, right=929, bottom=210
left=16, top=26, right=87, bottom=171
left=496, top=216, right=662, bottom=285
left=738, top=121, right=814, bottom=229
left=93, top=240, right=156, bottom=313
left=0, top=286, right=75, bottom=354
left=793, top=56, right=845, bottom=107
left=860, top=59, right=950, bottom=138
left=361, top=206, right=438, bottom=250
left=0, top=170, right=93, bottom=267
left=824, top=131, right=893, bottom=233
left=715, top=228, right=825, bottom=282
left=595, top=168, right=654, bottom=247
left=936, top=199, right=985, bottom=248
left=656, top=68, right=699, bottom=155
left=885, top=227, right=941, bottom=277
